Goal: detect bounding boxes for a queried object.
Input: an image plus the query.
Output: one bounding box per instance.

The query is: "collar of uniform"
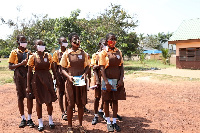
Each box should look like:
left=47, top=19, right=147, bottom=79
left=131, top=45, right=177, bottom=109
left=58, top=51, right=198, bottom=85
left=68, top=48, right=82, bottom=54
left=17, top=48, right=28, bottom=53
left=107, top=47, right=119, bottom=53
left=59, top=49, right=64, bottom=53
left=35, top=51, right=47, bottom=58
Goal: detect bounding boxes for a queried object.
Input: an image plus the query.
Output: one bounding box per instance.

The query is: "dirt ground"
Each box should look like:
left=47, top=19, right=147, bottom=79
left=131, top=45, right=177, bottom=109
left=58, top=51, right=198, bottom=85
left=1, top=68, right=200, bottom=133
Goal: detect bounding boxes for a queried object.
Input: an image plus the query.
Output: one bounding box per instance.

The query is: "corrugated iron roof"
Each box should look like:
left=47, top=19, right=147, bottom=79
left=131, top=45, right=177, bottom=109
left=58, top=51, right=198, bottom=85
left=169, top=18, right=200, bottom=41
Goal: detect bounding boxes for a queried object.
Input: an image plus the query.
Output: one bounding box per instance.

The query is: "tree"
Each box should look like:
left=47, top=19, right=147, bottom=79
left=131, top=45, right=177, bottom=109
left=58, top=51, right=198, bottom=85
left=161, top=48, right=171, bottom=65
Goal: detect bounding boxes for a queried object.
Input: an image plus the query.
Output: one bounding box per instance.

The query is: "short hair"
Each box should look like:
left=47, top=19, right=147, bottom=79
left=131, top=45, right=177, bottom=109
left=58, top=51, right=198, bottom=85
left=17, top=35, right=26, bottom=41
left=105, top=33, right=116, bottom=40
left=58, top=36, right=66, bottom=43
left=68, top=32, right=79, bottom=41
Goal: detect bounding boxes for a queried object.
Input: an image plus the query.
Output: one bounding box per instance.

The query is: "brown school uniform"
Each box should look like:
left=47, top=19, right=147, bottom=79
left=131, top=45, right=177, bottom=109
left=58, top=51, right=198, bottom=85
left=28, top=52, right=57, bottom=104
left=8, top=48, right=32, bottom=99
left=99, top=47, right=126, bottom=101
left=91, top=51, right=101, bottom=98
left=60, top=48, right=90, bottom=107
left=52, top=49, right=67, bottom=94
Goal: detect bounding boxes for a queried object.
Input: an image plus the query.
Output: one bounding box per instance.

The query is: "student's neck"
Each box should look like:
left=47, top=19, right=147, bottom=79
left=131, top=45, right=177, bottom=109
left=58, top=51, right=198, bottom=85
left=61, top=46, right=66, bottom=52
left=72, top=46, right=78, bottom=51
left=37, top=51, right=44, bottom=55
left=108, top=46, right=115, bottom=50
left=18, top=47, right=26, bottom=52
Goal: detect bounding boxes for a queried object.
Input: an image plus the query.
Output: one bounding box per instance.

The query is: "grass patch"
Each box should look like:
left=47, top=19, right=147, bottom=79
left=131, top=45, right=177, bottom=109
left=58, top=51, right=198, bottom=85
left=0, top=58, right=14, bottom=85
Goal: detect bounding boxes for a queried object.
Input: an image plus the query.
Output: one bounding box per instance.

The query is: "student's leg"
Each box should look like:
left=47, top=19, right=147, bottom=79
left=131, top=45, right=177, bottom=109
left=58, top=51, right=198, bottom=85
left=36, top=101, right=44, bottom=131
left=92, top=97, right=100, bottom=125
left=46, top=102, right=55, bottom=129
left=112, top=100, right=121, bottom=132
left=58, top=91, right=64, bottom=113
left=104, top=100, right=114, bottom=132
left=27, top=98, right=35, bottom=127
left=67, top=104, right=74, bottom=132
left=18, top=98, right=26, bottom=128
left=77, top=103, right=84, bottom=126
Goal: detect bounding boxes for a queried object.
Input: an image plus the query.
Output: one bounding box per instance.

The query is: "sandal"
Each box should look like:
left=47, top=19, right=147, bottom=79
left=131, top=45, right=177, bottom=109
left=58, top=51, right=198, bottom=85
left=79, top=126, right=87, bottom=133
left=67, top=127, right=73, bottom=133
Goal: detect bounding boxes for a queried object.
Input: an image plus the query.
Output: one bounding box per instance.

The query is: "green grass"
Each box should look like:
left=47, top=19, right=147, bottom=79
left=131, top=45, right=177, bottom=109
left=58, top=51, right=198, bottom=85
left=0, top=58, right=14, bottom=85
left=124, top=59, right=175, bottom=75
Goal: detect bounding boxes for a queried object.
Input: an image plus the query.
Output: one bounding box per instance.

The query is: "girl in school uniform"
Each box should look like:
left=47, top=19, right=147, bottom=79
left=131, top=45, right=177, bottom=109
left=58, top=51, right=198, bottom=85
left=60, top=32, right=90, bottom=133
left=99, top=33, right=126, bottom=132
left=91, top=38, right=106, bottom=125
left=27, top=39, right=57, bottom=131
left=52, top=37, right=68, bottom=120
left=8, top=35, right=35, bottom=128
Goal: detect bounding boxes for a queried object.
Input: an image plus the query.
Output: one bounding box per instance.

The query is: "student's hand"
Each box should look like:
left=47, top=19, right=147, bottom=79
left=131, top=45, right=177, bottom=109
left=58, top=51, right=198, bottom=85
left=56, top=77, right=60, bottom=87
left=117, top=79, right=123, bottom=88
left=106, top=83, right=113, bottom=92
left=21, top=58, right=28, bottom=66
left=81, top=73, right=86, bottom=80
left=68, top=76, right=74, bottom=83
left=26, top=87, right=31, bottom=94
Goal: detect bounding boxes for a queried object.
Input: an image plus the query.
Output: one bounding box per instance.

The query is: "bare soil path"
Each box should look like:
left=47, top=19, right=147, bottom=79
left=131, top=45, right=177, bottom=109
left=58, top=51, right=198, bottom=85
left=0, top=68, right=200, bottom=133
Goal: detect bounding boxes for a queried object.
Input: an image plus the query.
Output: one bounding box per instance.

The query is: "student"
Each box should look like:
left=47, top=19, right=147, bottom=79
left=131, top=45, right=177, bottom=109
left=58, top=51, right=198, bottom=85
left=99, top=33, right=126, bottom=132
left=8, top=35, right=35, bottom=128
left=91, top=38, right=106, bottom=125
left=52, top=37, right=68, bottom=121
left=60, top=32, right=90, bottom=133
left=27, top=39, right=57, bottom=131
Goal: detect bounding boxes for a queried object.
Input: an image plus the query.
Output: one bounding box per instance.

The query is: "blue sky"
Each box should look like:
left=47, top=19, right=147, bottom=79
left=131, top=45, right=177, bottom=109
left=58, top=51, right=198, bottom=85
left=0, top=0, right=199, bottom=39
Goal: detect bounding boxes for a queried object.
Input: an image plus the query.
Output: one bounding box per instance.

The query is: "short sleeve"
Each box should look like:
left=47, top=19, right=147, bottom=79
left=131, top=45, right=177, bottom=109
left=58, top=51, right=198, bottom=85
left=91, top=53, right=96, bottom=66
left=8, top=50, right=18, bottom=64
left=28, top=55, right=34, bottom=67
left=48, top=53, right=52, bottom=64
left=52, top=51, right=58, bottom=64
left=99, top=50, right=107, bottom=66
left=60, top=52, right=68, bottom=68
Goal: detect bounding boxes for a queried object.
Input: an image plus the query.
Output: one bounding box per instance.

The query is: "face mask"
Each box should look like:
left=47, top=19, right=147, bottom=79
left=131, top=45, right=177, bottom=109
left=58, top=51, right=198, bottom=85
left=73, top=39, right=80, bottom=44
left=37, top=45, right=45, bottom=52
left=107, top=40, right=116, bottom=47
left=62, top=43, right=68, bottom=47
left=20, top=43, right=27, bottom=48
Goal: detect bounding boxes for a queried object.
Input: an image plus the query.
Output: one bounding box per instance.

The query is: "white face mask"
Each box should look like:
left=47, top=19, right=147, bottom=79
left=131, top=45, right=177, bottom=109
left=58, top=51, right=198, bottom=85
left=37, top=45, right=45, bottom=52
left=62, top=43, right=68, bottom=47
left=20, top=43, right=27, bottom=48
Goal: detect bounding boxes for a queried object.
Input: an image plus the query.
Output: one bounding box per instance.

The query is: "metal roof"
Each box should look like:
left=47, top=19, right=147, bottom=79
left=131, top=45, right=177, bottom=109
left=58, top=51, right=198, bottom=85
left=169, top=18, right=200, bottom=41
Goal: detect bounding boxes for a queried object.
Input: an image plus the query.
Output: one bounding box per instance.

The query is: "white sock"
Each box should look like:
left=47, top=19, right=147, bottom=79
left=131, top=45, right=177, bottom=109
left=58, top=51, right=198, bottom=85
left=94, top=114, right=99, bottom=117
left=38, top=118, right=43, bottom=127
left=48, top=115, right=54, bottom=125
left=28, top=114, right=31, bottom=120
left=112, top=118, right=117, bottom=124
left=99, top=109, right=103, bottom=112
left=21, top=115, right=26, bottom=120
left=106, top=117, right=111, bottom=124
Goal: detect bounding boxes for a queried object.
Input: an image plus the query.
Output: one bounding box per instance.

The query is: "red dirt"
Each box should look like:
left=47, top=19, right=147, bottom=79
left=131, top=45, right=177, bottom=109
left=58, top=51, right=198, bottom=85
left=1, top=72, right=200, bottom=133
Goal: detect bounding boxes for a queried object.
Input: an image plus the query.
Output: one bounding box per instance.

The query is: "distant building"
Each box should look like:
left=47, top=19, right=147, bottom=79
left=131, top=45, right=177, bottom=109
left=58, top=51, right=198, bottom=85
left=168, top=18, right=200, bottom=69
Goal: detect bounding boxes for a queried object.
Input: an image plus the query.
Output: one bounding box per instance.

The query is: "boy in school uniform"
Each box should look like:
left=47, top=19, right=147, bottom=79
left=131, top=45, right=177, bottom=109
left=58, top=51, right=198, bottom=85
left=8, top=35, right=35, bottom=128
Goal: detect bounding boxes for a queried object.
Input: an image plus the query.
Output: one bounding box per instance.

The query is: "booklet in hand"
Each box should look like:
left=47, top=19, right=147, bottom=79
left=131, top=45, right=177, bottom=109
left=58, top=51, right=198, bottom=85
left=73, top=75, right=86, bottom=86
left=101, top=78, right=118, bottom=91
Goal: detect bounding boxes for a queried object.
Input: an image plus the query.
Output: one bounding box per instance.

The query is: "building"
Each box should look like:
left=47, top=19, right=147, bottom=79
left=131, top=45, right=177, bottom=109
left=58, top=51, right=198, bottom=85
left=168, top=18, right=200, bottom=69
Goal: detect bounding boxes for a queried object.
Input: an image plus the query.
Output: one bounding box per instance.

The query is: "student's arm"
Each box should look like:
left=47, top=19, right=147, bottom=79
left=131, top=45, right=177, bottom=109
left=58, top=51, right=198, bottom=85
left=117, top=63, right=124, bottom=87
left=9, top=59, right=28, bottom=70
left=26, top=66, right=32, bottom=94
left=61, top=67, right=74, bottom=82
left=51, top=62, right=57, bottom=80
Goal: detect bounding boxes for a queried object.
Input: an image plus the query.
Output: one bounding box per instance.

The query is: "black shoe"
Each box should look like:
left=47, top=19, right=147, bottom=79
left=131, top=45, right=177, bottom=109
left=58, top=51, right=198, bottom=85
left=113, top=123, right=121, bottom=132
left=38, top=126, right=44, bottom=132
left=98, top=111, right=104, bottom=118
left=117, top=114, right=122, bottom=121
left=49, top=124, right=55, bottom=129
left=92, top=117, right=98, bottom=125
left=62, top=113, right=68, bottom=121
left=84, top=107, right=90, bottom=113
left=27, top=119, right=35, bottom=128
left=107, top=124, right=114, bottom=132
left=19, top=119, right=26, bottom=128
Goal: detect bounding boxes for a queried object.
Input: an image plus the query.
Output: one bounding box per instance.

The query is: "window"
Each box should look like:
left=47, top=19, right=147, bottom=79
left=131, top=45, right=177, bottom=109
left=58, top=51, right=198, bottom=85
left=179, top=47, right=200, bottom=61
